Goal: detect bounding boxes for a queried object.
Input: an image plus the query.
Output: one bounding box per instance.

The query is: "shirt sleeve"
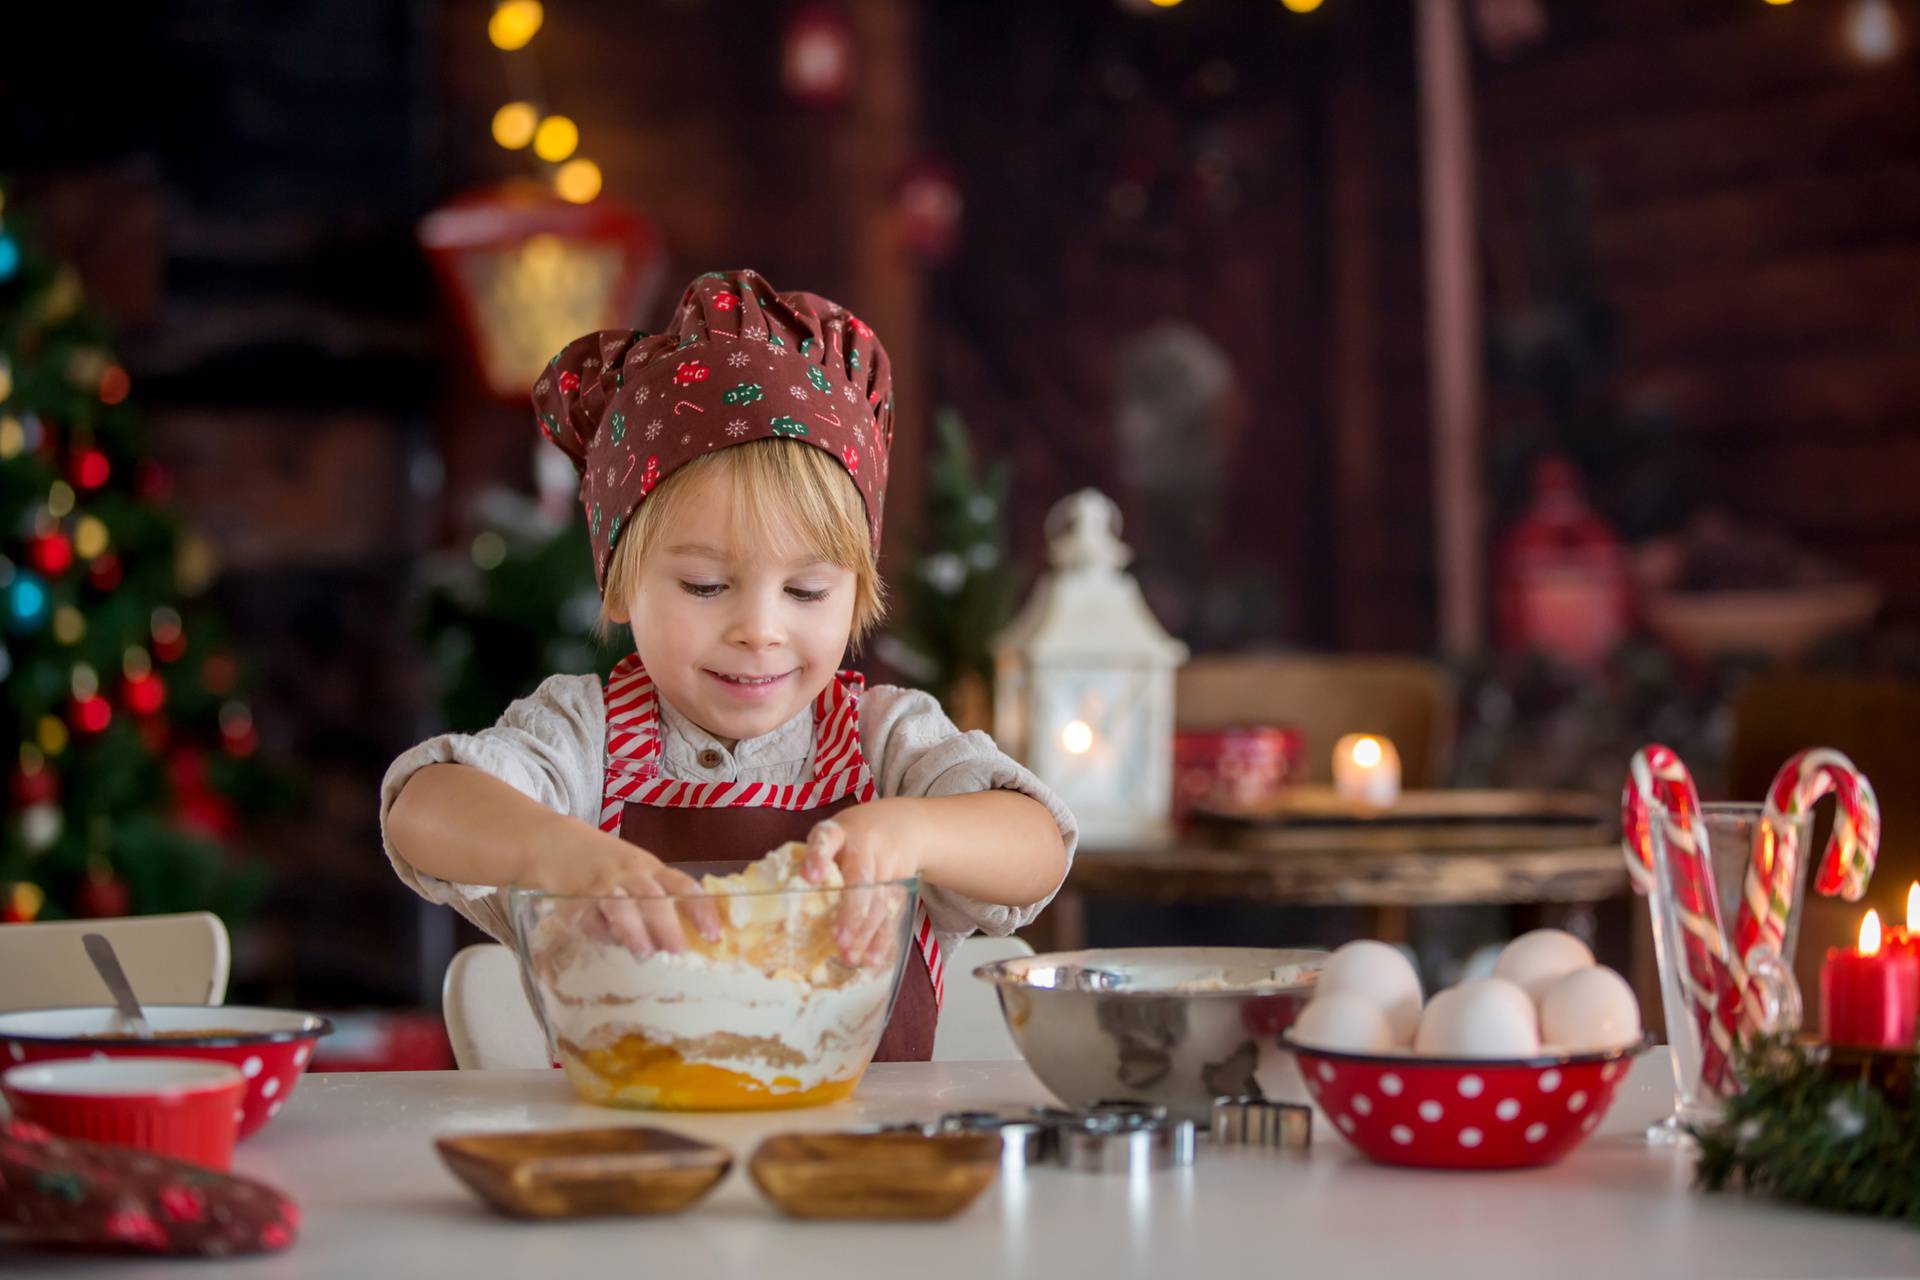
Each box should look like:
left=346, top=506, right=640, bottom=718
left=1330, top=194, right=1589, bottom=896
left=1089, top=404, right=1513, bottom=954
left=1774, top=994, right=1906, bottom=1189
left=377, top=673, right=606, bottom=944
left=856, top=684, right=1077, bottom=938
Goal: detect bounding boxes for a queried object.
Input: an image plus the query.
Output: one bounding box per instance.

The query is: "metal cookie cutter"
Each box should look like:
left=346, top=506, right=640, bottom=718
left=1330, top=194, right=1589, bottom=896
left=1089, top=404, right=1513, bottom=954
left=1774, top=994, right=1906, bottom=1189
left=1209, top=1095, right=1312, bottom=1150
left=1056, top=1114, right=1198, bottom=1175
left=936, top=1110, right=1052, bottom=1168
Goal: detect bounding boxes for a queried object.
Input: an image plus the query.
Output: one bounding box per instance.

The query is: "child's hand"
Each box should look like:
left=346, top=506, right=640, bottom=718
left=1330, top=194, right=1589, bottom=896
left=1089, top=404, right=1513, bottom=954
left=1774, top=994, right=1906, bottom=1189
left=521, top=827, right=722, bottom=956
left=802, top=802, right=921, bottom=966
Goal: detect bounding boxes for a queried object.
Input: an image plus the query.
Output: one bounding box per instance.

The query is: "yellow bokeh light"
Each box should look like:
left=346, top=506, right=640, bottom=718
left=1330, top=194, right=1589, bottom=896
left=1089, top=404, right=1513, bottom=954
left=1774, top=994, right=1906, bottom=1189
left=1061, top=719, right=1096, bottom=755
left=70, top=662, right=98, bottom=701
left=1281, top=0, right=1325, bottom=11
left=555, top=158, right=603, bottom=204
left=38, top=715, right=69, bottom=756
left=1352, top=736, right=1383, bottom=768
left=533, top=114, right=579, bottom=163
left=124, top=646, right=153, bottom=680
left=488, top=0, right=544, bottom=51
left=0, top=416, right=22, bottom=459
left=492, top=101, right=538, bottom=150
left=53, top=607, right=86, bottom=646
left=0, top=358, right=11, bottom=404
left=471, top=531, right=508, bottom=571
left=74, top=515, right=110, bottom=560
left=47, top=481, right=76, bottom=518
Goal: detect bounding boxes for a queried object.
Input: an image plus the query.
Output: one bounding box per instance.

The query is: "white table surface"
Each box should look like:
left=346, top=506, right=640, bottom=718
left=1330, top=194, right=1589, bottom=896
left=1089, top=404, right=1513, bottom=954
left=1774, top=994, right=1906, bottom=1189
left=5, top=1050, right=1916, bottom=1279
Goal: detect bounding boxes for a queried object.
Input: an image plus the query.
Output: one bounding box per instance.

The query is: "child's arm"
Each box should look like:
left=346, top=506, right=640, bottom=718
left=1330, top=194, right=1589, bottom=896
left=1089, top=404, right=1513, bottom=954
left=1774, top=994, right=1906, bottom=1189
left=388, top=763, right=720, bottom=951
left=803, top=793, right=1066, bottom=961
left=389, top=762, right=653, bottom=894
left=803, top=684, right=1079, bottom=961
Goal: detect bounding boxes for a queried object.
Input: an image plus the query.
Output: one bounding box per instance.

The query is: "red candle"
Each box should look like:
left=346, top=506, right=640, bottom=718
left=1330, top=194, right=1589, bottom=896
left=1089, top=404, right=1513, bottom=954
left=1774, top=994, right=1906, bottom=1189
left=1821, top=909, right=1920, bottom=1050
left=1881, top=883, right=1920, bottom=965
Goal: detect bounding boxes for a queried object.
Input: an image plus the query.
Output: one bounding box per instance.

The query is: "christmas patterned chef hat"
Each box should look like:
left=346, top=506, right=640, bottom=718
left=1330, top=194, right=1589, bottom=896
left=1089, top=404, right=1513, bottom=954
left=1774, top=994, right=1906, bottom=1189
left=532, top=268, right=895, bottom=592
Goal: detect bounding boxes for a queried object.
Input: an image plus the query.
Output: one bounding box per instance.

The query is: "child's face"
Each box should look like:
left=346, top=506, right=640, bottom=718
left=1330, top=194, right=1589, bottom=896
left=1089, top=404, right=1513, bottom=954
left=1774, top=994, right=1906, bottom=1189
left=609, top=468, right=858, bottom=746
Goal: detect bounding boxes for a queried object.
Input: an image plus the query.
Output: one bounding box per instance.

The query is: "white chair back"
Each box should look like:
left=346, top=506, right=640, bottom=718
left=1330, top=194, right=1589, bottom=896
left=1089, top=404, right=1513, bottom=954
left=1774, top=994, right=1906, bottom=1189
left=0, top=912, right=230, bottom=1012
left=442, top=944, right=550, bottom=1070
left=931, top=934, right=1036, bottom=1063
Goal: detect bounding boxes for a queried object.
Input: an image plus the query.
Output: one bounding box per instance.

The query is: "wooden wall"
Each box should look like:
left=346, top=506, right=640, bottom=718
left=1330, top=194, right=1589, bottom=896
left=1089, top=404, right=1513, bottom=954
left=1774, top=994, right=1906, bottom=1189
left=1473, top=0, right=1920, bottom=620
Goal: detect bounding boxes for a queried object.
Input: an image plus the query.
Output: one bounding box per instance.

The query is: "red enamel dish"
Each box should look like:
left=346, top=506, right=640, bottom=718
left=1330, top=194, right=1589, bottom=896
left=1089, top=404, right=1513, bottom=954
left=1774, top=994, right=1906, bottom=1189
left=1284, top=1033, right=1652, bottom=1169
left=0, top=1005, right=332, bottom=1141
left=3, top=1057, right=247, bottom=1171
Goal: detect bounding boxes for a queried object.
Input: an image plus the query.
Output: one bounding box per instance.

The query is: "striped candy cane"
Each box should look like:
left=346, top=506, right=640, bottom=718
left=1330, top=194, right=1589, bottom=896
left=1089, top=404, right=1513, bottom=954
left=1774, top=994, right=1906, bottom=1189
left=1725, top=749, right=1881, bottom=1039
left=1622, top=745, right=1738, bottom=1096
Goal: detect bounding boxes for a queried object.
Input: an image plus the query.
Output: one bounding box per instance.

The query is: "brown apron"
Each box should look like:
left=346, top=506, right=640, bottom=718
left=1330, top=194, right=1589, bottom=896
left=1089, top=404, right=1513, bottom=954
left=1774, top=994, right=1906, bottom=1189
left=598, top=655, right=942, bottom=1061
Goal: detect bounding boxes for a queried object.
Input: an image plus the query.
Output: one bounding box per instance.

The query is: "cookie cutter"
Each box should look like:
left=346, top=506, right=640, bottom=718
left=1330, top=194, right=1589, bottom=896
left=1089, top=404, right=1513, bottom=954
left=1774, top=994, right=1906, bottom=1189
left=1209, top=1095, right=1312, bottom=1149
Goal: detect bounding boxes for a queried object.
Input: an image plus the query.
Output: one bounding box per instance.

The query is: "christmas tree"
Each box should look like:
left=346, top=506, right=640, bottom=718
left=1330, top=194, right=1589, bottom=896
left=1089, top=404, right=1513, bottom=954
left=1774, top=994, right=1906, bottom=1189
left=0, top=188, right=278, bottom=924
left=873, top=408, right=1020, bottom=728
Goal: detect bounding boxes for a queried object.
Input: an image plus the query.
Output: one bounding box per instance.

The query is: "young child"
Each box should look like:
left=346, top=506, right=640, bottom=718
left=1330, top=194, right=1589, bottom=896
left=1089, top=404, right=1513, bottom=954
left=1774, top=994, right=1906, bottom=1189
left=381, top=268, right=1075, bottom=1062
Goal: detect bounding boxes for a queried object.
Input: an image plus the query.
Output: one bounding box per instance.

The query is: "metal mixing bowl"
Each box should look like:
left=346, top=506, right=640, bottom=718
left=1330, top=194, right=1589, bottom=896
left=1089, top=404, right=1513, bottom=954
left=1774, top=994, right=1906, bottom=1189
left=973, top=947, right=1326, bottom=1122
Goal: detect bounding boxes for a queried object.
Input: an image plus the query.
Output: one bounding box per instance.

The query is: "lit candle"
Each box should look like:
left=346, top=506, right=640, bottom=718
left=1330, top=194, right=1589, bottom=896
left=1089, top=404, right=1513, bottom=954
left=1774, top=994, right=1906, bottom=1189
left=1332, top=733, right=1401, bottom=807
left=1820, top=908, right=1920, bottom=1051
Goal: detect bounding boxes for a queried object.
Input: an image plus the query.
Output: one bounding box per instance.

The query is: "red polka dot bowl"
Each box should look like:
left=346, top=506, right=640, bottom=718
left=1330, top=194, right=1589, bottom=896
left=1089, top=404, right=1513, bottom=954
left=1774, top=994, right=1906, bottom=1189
left=0, top=1005, right=332, bottom=1141
left=1284, top=1033, right=1652, bottom=1169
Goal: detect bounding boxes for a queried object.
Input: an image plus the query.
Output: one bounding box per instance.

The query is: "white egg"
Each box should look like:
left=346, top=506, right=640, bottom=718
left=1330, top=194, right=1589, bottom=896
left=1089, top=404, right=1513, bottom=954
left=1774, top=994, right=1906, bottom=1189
left=1317, top=940, right=1423, bottom=1046
left=1293, top=992, right=1396, bottom=1054
left=1493, top=928, right=1596, bottom=1006
left=1540, top=966, right=1642, bottom=1052
left=1414, top=978, right=1541, bottom=1058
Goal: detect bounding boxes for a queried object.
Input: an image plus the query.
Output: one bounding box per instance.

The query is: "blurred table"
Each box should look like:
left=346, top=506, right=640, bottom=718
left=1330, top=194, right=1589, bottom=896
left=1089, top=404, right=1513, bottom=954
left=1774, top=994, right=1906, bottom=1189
left=1046, top=788, right=1631, bottom=953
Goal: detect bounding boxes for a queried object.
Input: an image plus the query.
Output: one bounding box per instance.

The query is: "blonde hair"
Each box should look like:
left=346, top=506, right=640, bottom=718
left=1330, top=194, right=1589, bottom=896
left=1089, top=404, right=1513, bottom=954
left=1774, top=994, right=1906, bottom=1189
left=600, top=439, right=887, bottom=644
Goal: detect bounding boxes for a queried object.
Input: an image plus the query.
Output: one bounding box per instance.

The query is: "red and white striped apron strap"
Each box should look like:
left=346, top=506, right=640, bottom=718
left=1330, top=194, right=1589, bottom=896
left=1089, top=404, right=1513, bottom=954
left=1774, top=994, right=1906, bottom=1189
left=852, top=763, right=945, bottom=1010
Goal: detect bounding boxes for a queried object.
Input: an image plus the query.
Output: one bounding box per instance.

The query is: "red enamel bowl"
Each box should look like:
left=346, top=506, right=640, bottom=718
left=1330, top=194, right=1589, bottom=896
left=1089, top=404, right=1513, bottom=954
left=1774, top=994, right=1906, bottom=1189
left=1285, top=1033, right=1652, bottom=1169
left=3, top=1057, right=247, bottom=1171
left=0, top=1005, right=332, bottom=1141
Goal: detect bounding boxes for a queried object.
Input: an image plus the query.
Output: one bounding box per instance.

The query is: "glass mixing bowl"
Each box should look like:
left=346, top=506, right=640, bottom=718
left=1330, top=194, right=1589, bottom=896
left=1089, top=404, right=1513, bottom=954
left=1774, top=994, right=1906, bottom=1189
left=510, top=859, right=918, bottom=1111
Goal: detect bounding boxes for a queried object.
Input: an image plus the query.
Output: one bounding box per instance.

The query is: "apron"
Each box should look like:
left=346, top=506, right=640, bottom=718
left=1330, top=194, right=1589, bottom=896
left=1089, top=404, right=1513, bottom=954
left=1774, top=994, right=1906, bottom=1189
left=597, top=655, right=943, bottom=1061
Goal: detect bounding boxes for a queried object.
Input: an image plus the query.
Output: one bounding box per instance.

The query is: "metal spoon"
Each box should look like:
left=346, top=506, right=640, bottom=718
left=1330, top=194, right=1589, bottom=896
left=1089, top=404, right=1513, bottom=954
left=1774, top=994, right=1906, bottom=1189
left=82, top=933, right=153, bottom=1039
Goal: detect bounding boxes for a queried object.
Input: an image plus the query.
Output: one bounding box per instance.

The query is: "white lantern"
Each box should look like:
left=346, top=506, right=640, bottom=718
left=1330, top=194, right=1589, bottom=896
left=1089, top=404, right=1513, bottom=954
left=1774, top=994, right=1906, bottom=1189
left=991, top=490, right=1188, bottom=845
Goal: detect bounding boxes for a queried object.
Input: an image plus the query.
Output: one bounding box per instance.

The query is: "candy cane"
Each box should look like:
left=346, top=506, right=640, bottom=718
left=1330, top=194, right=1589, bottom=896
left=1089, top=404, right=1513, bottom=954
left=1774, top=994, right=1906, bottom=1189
left=1622, top=745, right=1738, bottom=1095
left=1725, top=749, right=1881, bottom=1038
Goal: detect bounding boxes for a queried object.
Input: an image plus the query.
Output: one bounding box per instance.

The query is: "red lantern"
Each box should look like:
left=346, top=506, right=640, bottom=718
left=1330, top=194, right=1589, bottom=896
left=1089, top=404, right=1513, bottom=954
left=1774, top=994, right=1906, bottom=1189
left=781, top=3, right=854, bottom=108
left=1495, top=457, right=1630, bottom=670
left=419, top=183, right=668, bottom=402
left=894, top=157, right=964, bottom=265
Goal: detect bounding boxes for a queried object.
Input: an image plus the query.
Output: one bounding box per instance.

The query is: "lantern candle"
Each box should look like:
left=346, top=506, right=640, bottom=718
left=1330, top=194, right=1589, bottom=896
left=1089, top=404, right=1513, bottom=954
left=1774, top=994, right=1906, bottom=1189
left=1820, top=909, right=1920, bottom=1051
left=1333, top=734, right=1401, bottom=808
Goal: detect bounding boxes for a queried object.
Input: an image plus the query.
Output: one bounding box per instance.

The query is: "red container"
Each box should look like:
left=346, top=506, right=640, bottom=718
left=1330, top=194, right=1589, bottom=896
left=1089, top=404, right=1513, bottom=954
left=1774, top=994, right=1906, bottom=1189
left=1173, top=726, right=1304, bottom=823
left=0, top=1005, right=331, bottom=1141
left=1287, top=1035, right=1650, bottom=1169
left=3, top=1057, right=246, bottom=1170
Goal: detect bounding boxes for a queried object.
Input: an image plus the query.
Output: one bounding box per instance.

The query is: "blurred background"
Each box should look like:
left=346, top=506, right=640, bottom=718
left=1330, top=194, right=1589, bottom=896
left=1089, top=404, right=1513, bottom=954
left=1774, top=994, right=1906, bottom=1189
left=3, top=0, right=1917, bottom=1066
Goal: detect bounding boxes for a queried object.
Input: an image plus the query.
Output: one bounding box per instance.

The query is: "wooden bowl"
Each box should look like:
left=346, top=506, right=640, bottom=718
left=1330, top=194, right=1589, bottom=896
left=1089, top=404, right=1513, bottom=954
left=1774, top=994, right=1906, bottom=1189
left=747, top=1131, right=999, bottom=1220
left=436, top=1126, right=732, bottom=1219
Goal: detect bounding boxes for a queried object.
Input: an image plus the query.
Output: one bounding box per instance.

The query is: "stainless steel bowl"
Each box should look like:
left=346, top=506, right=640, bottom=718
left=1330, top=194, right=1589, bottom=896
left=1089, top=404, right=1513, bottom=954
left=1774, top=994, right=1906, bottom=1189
left=973, top=947, right=1326, bottom=1122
